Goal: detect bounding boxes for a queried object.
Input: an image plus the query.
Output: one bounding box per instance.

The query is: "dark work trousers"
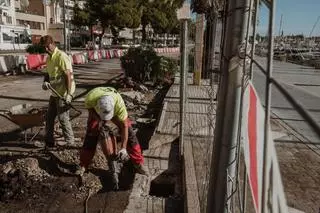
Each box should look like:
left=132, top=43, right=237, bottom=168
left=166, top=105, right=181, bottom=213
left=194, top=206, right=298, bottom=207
left=45, top=96, right=74, bottom=146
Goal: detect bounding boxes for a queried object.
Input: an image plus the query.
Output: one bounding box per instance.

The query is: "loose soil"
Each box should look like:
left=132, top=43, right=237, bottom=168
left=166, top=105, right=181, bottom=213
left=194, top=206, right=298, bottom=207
left=0, top=76, right=171, bottom=213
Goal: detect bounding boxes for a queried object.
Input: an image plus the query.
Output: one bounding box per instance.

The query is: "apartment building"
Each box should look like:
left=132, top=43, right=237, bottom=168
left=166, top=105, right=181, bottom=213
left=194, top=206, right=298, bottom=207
left=15, top=0, right=47, bottom=43
left=0, top=0, right=83, bottom=49
left=0, top=0, right=32, bottom=49
left=47, top=0, right=77, bottom=46
left=0, top=0, right=16, bottom=43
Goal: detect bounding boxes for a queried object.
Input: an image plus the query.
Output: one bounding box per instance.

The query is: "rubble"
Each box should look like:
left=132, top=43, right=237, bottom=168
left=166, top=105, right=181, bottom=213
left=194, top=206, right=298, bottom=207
left=0, top=157, right=51, bottom=202
left=135, top=84, right=149, bottom=93
left=136, top=118, right=156, bottom=125
left=76, top=172, right=103, bottom=202
left=120, top=91, right=145, bottom=104
left=0, top=74, right=170, bottom=211
left=0, top=158, right=50, bottom=180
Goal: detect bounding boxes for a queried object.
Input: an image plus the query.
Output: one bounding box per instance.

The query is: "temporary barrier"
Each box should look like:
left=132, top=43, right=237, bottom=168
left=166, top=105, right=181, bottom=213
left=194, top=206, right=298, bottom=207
left=88, top=50, right=94, bottom=61
left=241, top=81, right=288, bottom=213
left=15, top=55, right=27, bottom=67
left=109, top=50, right=114, bottom=58
left=26, top=54, right=42, bottom=70
left=0, top=56, right=8, bottom=73
left=113, top=49, right=119, bottom=58
left=94, top=50, right=99, bottom=61
left=106, top=50, right=110, bottom=59
left=98, top=50, right=102, bottom=60
left=101, top=49, right=106, bottom=59
left=73, top=54, right=84, bottom=64
left=82, top=52, right=89, bottom=63
left=40, top=54, right=48, bottom=66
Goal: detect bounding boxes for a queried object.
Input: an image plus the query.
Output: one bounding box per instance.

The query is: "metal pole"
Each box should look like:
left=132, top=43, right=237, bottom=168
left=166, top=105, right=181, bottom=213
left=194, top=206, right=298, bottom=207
left=243, top=0, right=253, bottom=74
left=68, top=0, right=71, bottom=51
left=206, top=0, right=249, bottom=212
left=209, top=12, right=218, bottom=88
left=242, top=166, right=248, bottom=213
left=194, top=14, right=204, bottom=85
left=63, top=0, right=67, bottom=51
left=249, top=0, right=260, bottom=79
left=261, top=0, right=275, bottom=212
left=278, top=14, right=283, bottom=37
left=179, top=19, right=188, bottom=158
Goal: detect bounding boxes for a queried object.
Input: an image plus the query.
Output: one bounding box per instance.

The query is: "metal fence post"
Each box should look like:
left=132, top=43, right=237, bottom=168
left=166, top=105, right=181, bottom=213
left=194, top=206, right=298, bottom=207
left=206, top=0, right=250, bottom=212
left=180, top=19, right=188, bottom=158
left=261, top=0, right=276, bottom=212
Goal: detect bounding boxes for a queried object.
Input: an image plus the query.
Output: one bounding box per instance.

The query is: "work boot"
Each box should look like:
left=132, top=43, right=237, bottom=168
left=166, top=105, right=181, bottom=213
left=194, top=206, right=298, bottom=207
left=133, top=164, right=149, bottom=176
left=108, top=160, right=121, bottom=190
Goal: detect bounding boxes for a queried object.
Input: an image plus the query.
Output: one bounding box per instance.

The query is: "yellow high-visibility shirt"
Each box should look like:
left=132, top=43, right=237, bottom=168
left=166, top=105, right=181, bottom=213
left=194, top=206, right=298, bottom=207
left=44, top=47, right=75, bottom=97
left=85, top=87, right=128, bottom=121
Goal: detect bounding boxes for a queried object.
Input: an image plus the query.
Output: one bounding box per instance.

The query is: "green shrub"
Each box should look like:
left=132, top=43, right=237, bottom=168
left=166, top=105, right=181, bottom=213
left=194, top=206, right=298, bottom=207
left=120, top=47, right=178, bottom=84
left=26, top=44, right=46, bottom=54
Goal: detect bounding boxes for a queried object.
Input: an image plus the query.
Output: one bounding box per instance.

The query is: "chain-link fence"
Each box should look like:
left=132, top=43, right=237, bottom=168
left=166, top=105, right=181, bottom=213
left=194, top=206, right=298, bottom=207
left=181, top=8, right=223, bottom=213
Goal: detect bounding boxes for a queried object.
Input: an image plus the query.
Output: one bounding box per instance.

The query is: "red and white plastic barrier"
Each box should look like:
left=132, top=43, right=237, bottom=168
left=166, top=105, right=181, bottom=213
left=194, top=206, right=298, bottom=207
left=241, top=81, right=288, bottom=213
left=3, top=48, right=139, bottom=73
left=154, top=47, right=180, bottom=54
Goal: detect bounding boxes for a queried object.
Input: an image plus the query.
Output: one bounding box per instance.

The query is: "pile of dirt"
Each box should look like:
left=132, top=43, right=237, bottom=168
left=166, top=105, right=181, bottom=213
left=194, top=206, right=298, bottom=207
left=0, top=157, right=51, bottom=202
left=76, top=172, right=103, bottom=202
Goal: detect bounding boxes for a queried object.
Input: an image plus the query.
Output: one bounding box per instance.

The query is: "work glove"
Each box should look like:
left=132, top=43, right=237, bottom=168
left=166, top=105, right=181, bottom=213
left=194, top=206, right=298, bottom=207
left=42, top=81, right=50, bottom=90
left=118, top=148, right=129, bottom=162
left=65, top=94, right=73, bottom=105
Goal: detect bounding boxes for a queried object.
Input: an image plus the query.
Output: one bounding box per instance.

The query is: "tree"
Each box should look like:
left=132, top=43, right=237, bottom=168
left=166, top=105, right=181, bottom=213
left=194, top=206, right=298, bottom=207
left=72, top=1, right=97, bottom=43
left=72, top=3, right=91, bottom=28
left=140, top=0, right=183, bottom=43
left=84, top=0, right=112, bottom=45
left=104, top=0, right=142, bottom=44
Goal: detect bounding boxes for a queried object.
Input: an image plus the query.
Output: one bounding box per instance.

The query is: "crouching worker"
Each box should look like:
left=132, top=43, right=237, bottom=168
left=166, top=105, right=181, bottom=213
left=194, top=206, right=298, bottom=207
left=76, top=87, right=148, bottom=189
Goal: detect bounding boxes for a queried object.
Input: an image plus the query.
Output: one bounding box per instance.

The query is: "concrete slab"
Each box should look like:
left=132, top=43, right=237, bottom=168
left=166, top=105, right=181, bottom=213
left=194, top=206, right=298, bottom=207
left=166, top=84, right=211, bottom=100
left=157, top=100, right=215, bottom=136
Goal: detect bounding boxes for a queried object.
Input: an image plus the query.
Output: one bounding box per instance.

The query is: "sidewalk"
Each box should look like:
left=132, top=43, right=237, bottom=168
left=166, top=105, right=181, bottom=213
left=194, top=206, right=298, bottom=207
left=125, top=75, right=217, bottom=213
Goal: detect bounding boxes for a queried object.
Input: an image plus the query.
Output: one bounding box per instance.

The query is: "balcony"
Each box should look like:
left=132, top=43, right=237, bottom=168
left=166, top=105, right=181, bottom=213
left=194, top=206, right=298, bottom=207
left=49, top=22, right=63, bottom=29
left=16, top=12, right=46, bottom=24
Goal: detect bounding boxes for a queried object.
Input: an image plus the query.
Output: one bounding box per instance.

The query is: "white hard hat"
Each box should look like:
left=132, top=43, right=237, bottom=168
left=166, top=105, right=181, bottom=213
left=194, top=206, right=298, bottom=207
left=97, top=95, right=115, bottom=120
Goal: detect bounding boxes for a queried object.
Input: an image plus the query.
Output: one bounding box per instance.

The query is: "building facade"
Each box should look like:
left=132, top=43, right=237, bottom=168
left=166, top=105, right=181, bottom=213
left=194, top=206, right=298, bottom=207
left=0, top=0, right=82, bottom=49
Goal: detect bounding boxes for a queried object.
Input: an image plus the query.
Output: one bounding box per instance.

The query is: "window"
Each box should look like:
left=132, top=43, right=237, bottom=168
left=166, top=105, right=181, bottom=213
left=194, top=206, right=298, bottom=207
left=6, top=16, right=12, bottom=24
left=2, top=33, right=13, bottom=42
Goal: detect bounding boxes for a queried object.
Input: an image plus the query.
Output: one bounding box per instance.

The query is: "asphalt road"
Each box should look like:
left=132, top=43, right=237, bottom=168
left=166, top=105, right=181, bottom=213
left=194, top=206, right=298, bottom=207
left=252, top=57, right=320, bottom=143
left=0, top=59, right=123, bottom=133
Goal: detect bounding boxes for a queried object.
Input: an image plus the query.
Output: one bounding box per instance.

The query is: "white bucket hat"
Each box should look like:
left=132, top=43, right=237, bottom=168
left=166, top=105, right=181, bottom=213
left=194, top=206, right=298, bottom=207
left=97, top=95, right=115, bottom=120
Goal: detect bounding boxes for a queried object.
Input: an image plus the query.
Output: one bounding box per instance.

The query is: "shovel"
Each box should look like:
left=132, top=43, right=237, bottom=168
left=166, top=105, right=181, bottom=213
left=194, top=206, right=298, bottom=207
left=47, top=83, right=82, bottom=114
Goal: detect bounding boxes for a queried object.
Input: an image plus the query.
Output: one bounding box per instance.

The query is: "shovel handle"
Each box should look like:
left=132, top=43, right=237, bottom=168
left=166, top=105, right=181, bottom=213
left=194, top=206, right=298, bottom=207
left=47, top=84, right=64, bottom=100
left=47, top=84, right=82, bottom=114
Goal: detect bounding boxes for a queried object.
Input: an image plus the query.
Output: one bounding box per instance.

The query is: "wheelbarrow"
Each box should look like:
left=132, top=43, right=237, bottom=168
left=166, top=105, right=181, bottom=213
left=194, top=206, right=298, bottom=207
left=0, top=104, right=47, bottom=143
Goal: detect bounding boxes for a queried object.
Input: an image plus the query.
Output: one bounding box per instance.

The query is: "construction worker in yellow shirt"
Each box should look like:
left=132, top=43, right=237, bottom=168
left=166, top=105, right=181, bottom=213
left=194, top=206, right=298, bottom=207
left=76, top=87, right=148, bottom=190
left=40, top=35, right=75, bottom=148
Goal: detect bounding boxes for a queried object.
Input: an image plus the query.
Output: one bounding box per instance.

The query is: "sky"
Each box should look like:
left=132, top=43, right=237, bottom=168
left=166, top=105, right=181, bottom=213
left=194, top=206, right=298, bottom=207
left=258, top=0, right=320, bottom=36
